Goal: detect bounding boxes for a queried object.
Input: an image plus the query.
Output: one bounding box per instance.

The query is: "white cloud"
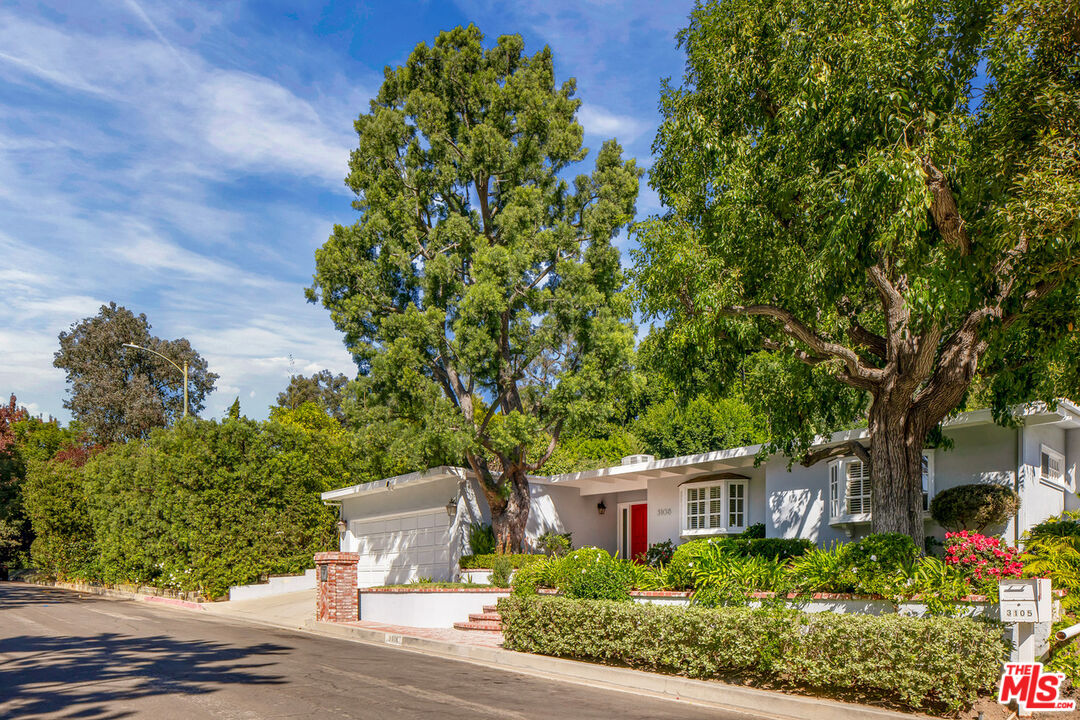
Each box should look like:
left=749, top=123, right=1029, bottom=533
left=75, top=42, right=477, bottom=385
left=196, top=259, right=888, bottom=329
left=578, top=105, right=649, bottom=143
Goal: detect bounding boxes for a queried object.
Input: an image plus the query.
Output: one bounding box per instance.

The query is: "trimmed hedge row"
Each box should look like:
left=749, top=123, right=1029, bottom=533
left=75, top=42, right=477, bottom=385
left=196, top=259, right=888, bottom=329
left=459, top=553, right=544, bottom=569
left=498, top=595, right=1006, bottom=713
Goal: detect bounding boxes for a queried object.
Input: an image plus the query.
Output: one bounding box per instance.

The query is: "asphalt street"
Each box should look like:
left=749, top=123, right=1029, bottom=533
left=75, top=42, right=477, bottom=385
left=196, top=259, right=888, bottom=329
left=0, top=582, right=761, bottom=719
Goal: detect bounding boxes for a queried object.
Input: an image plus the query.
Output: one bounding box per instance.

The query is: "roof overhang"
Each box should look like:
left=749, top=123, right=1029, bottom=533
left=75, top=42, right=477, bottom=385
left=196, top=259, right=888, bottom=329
left=322, top=466, right=551, bottom=502
left=321, top=466, right=469, bottom=502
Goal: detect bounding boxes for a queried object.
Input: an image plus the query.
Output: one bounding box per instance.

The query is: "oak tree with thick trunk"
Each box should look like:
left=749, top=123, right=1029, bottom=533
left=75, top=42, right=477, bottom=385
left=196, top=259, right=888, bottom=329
left=309, top=27, right=639, bottom=551
left=634, top=0, right=1080, bottom=542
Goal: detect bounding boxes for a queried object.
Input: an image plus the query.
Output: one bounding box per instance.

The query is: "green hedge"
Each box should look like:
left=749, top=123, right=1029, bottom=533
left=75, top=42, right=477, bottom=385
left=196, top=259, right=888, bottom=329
left=23, top=412, right=354, bottom=598
left=498, top=596, right=1006, bottom=713
left=459, top=553, right=544, bottom=569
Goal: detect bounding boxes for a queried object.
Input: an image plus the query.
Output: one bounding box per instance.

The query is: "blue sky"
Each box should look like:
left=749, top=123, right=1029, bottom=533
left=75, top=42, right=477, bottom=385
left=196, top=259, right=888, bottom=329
left=0, top=0, right=692, bottom=421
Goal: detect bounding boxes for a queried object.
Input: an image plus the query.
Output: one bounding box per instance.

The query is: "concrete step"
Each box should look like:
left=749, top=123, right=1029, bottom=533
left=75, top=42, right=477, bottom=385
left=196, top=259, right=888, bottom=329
left=453, top=620, right=503, bottom=632
left=469, top=612, right=501, bottom=623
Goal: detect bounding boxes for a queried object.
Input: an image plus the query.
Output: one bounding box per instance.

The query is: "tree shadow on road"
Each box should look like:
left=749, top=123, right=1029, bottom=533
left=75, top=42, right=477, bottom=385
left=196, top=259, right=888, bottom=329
left=0, top=628, right=288, bottom=719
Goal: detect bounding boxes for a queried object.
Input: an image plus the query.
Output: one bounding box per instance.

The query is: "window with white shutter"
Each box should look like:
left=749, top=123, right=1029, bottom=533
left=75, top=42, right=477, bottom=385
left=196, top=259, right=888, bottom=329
left=1041, top=445, right=1066, bottom=488
left=845, top=460, right=872, bottom=515
left=682, top=478, right=749, bottom=535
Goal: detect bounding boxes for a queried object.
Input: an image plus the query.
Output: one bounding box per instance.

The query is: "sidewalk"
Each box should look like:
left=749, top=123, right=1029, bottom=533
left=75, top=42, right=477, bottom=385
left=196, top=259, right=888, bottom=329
left=201, top=587, right=314, bottom=630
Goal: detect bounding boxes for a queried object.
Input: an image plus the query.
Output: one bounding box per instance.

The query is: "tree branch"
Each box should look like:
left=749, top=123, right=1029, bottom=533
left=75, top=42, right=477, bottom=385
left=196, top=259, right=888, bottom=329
left=723, top=304, right=884, bottom=386
left=922, top=156, right=970, bottom=255
left=801, top=439, right=871, bottom=467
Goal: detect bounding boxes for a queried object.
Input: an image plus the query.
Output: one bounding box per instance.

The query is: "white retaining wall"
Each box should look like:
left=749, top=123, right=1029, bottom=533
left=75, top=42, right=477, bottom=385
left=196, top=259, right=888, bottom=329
left=228, top=569, right=316, bottom=602
left=359, top=589, right=510, bottom=628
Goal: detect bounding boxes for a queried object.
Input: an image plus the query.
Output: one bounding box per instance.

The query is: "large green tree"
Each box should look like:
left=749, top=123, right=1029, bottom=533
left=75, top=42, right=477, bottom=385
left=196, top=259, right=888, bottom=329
left=309, top=26, right=640, bottom=550
left=275, top=370, right=350, bottom=423
left=54, top=303, right=218, bottom=443
left=635, top=0, right=1080, bottom=540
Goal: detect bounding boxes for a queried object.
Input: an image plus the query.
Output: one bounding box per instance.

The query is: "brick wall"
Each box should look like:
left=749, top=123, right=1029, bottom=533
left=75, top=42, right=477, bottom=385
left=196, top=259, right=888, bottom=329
left=314, top=551, right=359, bottom=623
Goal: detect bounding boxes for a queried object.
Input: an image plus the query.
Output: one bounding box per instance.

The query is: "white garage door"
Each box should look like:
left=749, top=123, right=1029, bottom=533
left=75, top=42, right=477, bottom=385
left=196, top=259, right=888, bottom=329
left=350, top=508, right=452, bottom=587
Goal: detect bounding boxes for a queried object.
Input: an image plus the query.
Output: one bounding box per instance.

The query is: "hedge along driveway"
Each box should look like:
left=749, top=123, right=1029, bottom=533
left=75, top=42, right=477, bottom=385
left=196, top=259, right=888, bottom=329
left=497, top=595, right=1007, bottom=714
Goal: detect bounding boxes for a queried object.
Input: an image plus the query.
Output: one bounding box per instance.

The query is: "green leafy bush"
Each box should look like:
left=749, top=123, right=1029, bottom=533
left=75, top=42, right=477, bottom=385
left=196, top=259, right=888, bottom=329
left=739, top=522, right=766, bottom=539
left=459, top=553, right=542, bottom=570
left=537, top=530, right=572, bottom=557
left=490, top=555, right=513, bottom=587
left=468, top=522, right=495, bottom=555
left=929, top=483, right=1020, bottom=532
left=787, top=543, right=853, bottom=593
left=511, top=556, right=558, bottom=596
left=499, top=596, right=1007, bottom=713
left=664, top=537, right=812, bottom=590
left=691, top=543, right=789, bottom=606
left=643, top=540, right=675, bottom=567
left=553, top=548, right=633, bottom=601
left=23, top=414, right=350, bottom=598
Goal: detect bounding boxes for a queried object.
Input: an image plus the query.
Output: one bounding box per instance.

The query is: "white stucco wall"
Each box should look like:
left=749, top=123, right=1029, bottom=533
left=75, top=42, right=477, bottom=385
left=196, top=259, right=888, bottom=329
left=1067, top=428, right=1080, bottom=513
left=528, top=483, right=617, bottom=553
left=928, top=423, right=1019, bottom=542
left=764, top=456, right=848, bottom=545
left=1020, top=422, right=1068, bottom=531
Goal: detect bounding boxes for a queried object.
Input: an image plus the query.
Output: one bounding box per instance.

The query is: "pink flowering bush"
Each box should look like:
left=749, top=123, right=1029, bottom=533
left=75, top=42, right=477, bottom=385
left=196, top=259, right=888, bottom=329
left=944, top=531, right=1023, bottom=585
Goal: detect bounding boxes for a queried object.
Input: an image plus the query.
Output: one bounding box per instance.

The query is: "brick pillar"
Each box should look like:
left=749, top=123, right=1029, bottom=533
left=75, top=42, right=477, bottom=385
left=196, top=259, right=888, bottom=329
left=314, top=551, right=359, bottom=623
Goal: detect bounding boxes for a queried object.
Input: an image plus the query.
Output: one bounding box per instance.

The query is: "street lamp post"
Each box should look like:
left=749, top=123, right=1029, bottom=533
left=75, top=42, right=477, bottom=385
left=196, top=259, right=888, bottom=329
left=122, top=343, right=189, bottom=418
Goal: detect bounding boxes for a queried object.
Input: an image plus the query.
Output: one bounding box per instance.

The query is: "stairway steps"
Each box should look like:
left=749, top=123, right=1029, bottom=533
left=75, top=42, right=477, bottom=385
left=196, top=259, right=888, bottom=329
left=469, top=612, right=501, bottom=622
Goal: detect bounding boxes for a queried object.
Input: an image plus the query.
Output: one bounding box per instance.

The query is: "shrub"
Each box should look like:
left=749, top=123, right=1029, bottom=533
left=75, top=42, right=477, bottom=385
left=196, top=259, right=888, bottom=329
left=930, top=483, right=1020, bottom=532
left=739, top=522, right=766, bottom=539
left=664, top=539, right=710, bottom=589
left=664, top=537, right=812, bottom=590
left=643, top=540, right=675, bottom=568
left=498, top=595, right=1007, bottom=713
left=626, top=561, right=666, bottom=590
left=691, top=542, right=789, bottom=605
left=537, top=530, right=572, bottom=557
left=787, top=543, right=854, bottom=593
left=553, top=548, right=633, bottom=601
left=468, top=522, right=495, bottom=555
left=23, top=417, right=345, bottom=598
left=490, top=555, right=513, bottom=587
left=944, top=531, right=1023, bottom=586
left=511, top=556, right=558, bottom=596
left=459, top=553, right=542, bottom=570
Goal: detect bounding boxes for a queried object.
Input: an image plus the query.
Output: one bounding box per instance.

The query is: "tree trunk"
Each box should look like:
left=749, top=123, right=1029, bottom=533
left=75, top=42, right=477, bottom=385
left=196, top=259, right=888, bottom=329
left=484, top=467, right=530, bottom=553
left=867, top=397, right=925, bottom=544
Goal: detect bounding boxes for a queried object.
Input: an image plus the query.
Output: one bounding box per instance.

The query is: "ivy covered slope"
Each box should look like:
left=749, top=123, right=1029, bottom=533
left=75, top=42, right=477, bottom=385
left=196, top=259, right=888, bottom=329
left=309, top=26, right=640, bottom=551
left=634, top=0, right=1080, bottom=542
left=21, top=404, right=362, bottom=599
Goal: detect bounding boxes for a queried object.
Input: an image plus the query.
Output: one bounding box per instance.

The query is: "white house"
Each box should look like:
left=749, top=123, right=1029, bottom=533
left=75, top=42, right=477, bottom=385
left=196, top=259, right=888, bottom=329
left=322, top=401, right=1080, bottom=587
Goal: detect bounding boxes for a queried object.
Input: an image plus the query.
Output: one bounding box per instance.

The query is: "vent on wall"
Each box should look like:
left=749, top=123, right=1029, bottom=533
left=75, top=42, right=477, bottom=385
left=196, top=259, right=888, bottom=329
left=621, top=454, right=655, bottom=466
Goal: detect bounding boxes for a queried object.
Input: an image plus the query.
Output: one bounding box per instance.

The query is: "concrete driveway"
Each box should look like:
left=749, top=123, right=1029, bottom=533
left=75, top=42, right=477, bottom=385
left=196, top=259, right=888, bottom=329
left=0, top=582, right=764, bottom=719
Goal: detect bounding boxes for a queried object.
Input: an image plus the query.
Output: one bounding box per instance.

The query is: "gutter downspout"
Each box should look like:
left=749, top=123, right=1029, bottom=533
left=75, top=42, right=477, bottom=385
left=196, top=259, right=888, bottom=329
left=1015, top=425, right=1024, bottom=547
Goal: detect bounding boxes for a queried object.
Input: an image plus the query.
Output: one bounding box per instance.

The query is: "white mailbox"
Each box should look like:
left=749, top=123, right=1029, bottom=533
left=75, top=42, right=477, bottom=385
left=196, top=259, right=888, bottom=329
left=999, top=578, right=1051, bottom=624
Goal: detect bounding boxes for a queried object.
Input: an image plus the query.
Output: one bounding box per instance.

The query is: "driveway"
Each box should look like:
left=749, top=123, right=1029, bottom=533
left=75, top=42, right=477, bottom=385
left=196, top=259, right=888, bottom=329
left=0, top=582, right=762, bottom=719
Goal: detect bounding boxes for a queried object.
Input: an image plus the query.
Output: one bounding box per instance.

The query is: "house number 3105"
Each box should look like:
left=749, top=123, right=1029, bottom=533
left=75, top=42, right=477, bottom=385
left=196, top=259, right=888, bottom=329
left=656, top=507, right=672, bottom=516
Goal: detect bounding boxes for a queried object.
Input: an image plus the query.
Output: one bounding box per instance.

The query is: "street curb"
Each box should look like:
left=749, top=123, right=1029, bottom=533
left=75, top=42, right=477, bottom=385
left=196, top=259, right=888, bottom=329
left=16, top=580, right=206, bottom=611
left=303, top=619, right=919, bottom=720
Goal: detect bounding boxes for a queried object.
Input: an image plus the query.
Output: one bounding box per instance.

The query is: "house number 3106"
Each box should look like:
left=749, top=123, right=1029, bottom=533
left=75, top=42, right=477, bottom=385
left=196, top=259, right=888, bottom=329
left=656, top=507, right=672, bottom=516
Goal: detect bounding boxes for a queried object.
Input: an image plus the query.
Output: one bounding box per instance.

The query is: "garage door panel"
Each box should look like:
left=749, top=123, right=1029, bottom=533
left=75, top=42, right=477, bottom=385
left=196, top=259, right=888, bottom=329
left=350, top=509, right=455, bottom=587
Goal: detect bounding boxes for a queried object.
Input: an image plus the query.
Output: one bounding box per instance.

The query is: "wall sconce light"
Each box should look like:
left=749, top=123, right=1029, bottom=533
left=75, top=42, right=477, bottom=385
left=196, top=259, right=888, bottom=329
left=336, top=518, right=347, bottom=535
left=597, top=500, right=607, bottom=515
left=446, top=495, right=459, bottom=517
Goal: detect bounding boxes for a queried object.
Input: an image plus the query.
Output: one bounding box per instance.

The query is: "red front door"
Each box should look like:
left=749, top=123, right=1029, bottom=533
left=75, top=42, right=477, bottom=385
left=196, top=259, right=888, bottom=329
left=630, top=503, right=648, bottom=562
